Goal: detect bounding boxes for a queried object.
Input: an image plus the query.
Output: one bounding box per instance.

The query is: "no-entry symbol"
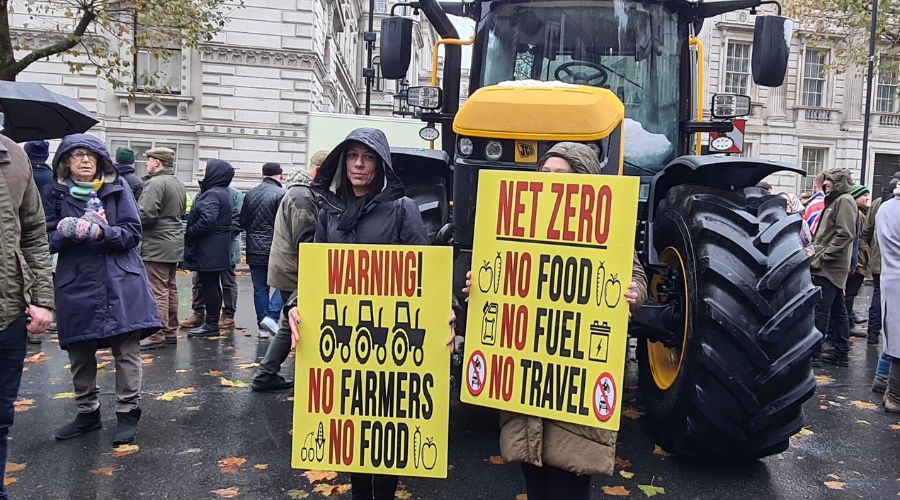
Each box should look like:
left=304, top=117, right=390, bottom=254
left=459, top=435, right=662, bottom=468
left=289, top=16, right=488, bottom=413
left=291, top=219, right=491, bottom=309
left=592, top=372, right=617, bottom=422
left=467, top=350, right=486, bottom=396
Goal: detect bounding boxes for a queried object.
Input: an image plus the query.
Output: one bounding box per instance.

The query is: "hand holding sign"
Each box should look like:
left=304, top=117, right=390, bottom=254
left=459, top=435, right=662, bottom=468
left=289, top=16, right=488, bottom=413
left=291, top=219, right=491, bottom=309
left=289, top=307, right=301, bottom=350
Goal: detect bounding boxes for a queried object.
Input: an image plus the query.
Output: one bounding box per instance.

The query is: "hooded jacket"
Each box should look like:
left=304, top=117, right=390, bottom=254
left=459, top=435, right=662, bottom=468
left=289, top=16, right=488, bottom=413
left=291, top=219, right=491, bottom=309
left=240, top=176, right=285, bottom=267
left=115, top=162, right=144, bottom=201
left=267, top=169, right=322, bottom=292
left=139, top=167, right=187, bottom=263
left=312, top=128, right=429, bottom=245
left=811, top=168, right=858, bottom=289
left=42, top=134, right=160, bottom=348
left=876, top=191, right=900, bottom=358
left=182, top=160, right=235, bottom=272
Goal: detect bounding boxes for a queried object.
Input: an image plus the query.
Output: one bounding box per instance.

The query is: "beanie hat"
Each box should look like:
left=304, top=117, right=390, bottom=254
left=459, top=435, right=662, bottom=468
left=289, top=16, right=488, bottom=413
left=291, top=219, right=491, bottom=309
left=115, top=146, right=135, bottom=165
left=144, top=147, right=176, bottom=168
left=24, top=140, right=49, bottom=164
left=850, top=184, right=869, bottom=200
left=262, top=162, right=283, bottom=176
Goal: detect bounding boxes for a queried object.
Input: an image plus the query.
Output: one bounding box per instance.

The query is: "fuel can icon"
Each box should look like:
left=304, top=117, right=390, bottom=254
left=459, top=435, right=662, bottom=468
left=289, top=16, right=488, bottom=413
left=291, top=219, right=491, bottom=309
left=482, top=302, right=498, bottom=345
left=589, top=321, right=611, bottom=362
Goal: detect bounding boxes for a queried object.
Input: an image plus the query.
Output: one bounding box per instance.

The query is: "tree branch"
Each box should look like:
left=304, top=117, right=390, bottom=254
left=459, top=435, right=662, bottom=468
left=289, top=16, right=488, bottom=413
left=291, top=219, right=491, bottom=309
left=9, top=7, right=96, bottom=76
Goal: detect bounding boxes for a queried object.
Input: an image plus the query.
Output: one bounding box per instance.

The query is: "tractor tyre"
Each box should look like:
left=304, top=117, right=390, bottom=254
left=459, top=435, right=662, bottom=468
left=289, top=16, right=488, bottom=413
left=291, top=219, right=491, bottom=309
left=638, top=185, right=819, bottom=460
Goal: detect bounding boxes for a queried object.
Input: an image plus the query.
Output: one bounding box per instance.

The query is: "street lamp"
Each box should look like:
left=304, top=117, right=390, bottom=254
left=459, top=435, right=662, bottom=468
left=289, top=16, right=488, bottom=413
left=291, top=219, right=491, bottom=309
left=860, top=0, right=879, bottom=185
left=393, top=79, right=414, bottom=117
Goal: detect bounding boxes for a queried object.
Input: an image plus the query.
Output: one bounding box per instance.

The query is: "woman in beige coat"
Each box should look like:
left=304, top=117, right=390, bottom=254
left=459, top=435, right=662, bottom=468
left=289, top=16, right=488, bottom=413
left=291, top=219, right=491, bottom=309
left=465, top=142, right=648, bottom=499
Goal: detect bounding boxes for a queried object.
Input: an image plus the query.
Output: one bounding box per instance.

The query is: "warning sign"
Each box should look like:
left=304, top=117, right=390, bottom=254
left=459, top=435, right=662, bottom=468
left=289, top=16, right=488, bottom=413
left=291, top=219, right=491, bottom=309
left=709, top=119, right=745, bottom=154
left=292, top=244, right=453, bottom=478
left=460, top=171, right=639, bottom=431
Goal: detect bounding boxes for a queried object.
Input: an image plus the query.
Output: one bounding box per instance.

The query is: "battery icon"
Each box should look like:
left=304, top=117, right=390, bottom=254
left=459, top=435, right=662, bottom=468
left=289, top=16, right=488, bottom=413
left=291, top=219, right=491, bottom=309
left=589, top=321, right=611, bottom=362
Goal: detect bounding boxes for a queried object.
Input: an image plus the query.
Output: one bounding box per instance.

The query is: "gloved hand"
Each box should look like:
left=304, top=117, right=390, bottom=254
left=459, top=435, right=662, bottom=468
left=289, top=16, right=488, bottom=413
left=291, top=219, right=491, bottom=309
left=57, top=217, right=102, bottom=241
left=80, top=209, right=108, bottom=227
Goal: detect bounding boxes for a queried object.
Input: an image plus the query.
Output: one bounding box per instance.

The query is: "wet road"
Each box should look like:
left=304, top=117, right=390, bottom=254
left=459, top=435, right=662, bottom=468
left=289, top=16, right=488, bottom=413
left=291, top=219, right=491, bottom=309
left=5, top=277, right=899, bottom=499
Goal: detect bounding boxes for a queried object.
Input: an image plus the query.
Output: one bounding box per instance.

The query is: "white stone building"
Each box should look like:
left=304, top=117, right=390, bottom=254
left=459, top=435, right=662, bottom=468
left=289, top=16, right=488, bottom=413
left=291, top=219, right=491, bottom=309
left=9, top=0, right=436, bottom=189
left=700, top=11, right=900, bottom=195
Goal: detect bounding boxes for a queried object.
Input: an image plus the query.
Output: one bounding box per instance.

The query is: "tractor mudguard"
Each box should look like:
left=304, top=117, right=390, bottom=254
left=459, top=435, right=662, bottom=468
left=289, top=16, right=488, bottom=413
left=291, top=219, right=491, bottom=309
left=644, top=155, right=804, bottom=265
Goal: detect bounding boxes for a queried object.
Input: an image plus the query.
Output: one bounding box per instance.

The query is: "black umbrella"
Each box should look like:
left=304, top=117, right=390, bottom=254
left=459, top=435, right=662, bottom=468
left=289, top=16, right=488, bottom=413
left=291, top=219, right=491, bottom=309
left=0, top=81, right=98, bottom=142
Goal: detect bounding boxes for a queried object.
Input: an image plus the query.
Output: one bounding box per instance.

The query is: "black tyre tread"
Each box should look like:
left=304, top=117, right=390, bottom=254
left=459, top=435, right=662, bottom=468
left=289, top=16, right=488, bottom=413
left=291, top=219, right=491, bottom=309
left=640, top=184, right=819, bottom=460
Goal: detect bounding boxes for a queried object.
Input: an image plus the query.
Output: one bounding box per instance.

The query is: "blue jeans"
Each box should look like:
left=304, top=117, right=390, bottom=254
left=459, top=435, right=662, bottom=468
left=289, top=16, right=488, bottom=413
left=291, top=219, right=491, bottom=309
left=0, top=317, right=27, bottom=500
left=877, top=352, right=892, bottom=380
left=250, top=265, right=281, bottom=324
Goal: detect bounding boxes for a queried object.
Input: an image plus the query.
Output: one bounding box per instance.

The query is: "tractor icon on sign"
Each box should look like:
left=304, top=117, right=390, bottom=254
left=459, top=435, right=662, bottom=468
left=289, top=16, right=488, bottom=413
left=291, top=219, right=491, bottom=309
left=392, top=302, right=426, bottom=366
left=319, top=299, right=352, bottom=363
left=355, top=300, right=389, bottom=364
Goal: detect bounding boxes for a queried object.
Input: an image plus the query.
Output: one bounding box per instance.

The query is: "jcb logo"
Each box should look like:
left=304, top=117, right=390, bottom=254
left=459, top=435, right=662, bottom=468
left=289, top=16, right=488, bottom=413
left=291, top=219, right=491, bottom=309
left=515, top=140, right=538, bottom=163
left=518, top=143, right=535, bottom=158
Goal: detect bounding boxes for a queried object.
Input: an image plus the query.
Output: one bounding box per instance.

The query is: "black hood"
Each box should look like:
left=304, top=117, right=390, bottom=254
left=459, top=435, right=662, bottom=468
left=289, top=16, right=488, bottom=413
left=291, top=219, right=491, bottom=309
left=201, top=159, right=235, bottom=191
left=311, top=127, right=404, bottom=202
left=115, top=163, right=135, bottom=175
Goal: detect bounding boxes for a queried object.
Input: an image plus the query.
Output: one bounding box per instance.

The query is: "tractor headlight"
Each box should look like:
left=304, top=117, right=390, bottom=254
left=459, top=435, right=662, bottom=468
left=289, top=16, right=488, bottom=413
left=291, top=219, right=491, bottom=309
left=485, top=141, right=503, bottom=161
left=458, top=137, right=474, bottom=157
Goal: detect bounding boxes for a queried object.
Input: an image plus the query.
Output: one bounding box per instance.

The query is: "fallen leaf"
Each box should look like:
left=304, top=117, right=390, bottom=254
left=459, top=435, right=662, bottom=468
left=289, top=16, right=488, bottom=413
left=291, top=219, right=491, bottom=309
left=622, top=407, right=644, bottom=420
left=850, top=400, right=877, bottom=410
left=312, top=484, right=351, bottom=497
left=219, top=377, right=249, bottom=388
left=96, top=361, right=109, bottom=370
left=856, top=420, right=870, bottom=425
left=489, top=455, right=506, bottom=465
left=232, top=356, right=243, bottom=361
left=836, top=395, right=847, bottom=400
left=206, top=369, right=225, bottom=376
left=140, top=354, right=154, bottom=365
left=285, top=490, right=309, bottom=499
left=51, top=392, right=76, bottom=400
left=827, top=474, right=841, bottom=480
left=24, top=352, right=48, bottom=363
left=819, top=405, right=829, bottom=410
left=652, top=445, right=672, bottom=458
left=815, top=374, right=833, bottom=386
left=890, top=423, right=900, bottom=431
left=89, top=466, right=116, bottom=476
left=515, top=495, right=527, bottom=500
left=823, top=481, right=845, bottom=490
left=395, top=489, right=412, bottom=500
left=602, top=485, right=631, bottom=496
left=637, top=484, right=665, bottom=497
left=303, top=470, right=337, bottom=483
left=218, top=457, right=247, bottom=474
left=13, top=399, right=35, bottom=412
left=211, top=486, right=241, bottom=498
left=620, top=470, right=635, bottom=479
left=793, top=427, right=814, bottom=439
left=156, top=387, right=195, bottom=401
left=238, top=362, right=260, bottom=369
left=253, top=463, right=268, bottom=470
left=5, top=463, right=26, bottom=473
left=110, top=444, right=139, bottom=457
left=3, top=477, right=16, bottom=486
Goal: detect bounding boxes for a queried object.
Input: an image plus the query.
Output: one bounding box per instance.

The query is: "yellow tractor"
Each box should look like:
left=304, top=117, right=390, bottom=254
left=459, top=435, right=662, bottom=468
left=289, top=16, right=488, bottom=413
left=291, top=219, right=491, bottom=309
left=380, top=0, right=818, bottom=459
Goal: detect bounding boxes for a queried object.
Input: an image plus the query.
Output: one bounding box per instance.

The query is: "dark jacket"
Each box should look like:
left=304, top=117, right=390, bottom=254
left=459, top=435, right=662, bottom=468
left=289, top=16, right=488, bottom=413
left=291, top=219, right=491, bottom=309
left=43, top=134, right=160, bottom=349
left=115, top=163, right=144, bottom=201
left=312, top=128, right=429, bottom=245
left=31, top=161, right=54, bottom=195
left=240, top=177, right=284, bottom=266
left=139, top=168, right=187, bottom=263
left=267, top=170, right=321, bottom=292
left=811, top=168, right=858, bottom=289
left=229, top=186, right=243, bottom=266
left=182, top=160, right=234, bottom=272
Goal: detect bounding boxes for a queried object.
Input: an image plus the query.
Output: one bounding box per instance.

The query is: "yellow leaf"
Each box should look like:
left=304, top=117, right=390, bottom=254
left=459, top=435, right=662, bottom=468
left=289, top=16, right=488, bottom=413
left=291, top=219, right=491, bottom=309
left=815, top=374, right=833, bottom=386
left=823, top=481, right=845, bottom=490
left=218, top=457, right=246, bottom=474
left=285, top=490, right=309, bottom=499
left=489, top=455, right=506, bottom=464
left=652, top=445, right=672, bottom=458
left=253, top=463, right=268, bottom=470
left=51, top=392, right=76, bottom=400
left=395, top=489, right=412, bottom=500
left=3, top=477, right=16, bottom=486
left=13, top=399, right=34, bottom=413
left=850, top=400, right=877, bottom=410
left=793, top=427, right=814, bottom=439
left=637, top=484, right=665, bottom=497
left=156, top=387, right=195, bottom=401
left=5, top=462, right=26, bottom=473
left=312, top=483, right=351, bottom=497
left=219, top=377, right=249, bottom=388
left=889, top=423, right=900, bottom=431
left=515, top=495, right=528, bottom=500
left=303, top=470, right=337, bottom=483
left=602, top=485, right=631, bottom=496
left=622, top=407, right=644, bottom=420
left=620, top=470, right=635, bottom=479
left=96, top=362, right=108, bottom=370
left=206, top=369, right=225, bottom=376
left=827, top=474, right=841, bottom=480
left=89, top=466, right=116, bottom=476
left=210, top=486, right=241, bottom=498
left=238, top=362, right=259, bottom=369
left=24, top=352, right=48, bottom=363
left=110, top=444, right=139, bottom=457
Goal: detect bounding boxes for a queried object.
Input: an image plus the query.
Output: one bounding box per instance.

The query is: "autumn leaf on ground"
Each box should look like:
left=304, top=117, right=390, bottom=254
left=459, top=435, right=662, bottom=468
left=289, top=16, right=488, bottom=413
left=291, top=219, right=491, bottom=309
left=24, top=352, right=48, bottom=364
left=622, top=407, right=644, bottom=420
left=286, top=490, right=309, bottom=499
left=395, top=488, right=412, bottom=500
left=602, top=485, right=630, bottom=496
left=219, top=377, right=249, bottom=388
left=218, top=457, right=247, bottom=474
left=312, top=484, right=351, bottom=497
left=156, top=387, right=195, bottom=401
left=51, top=392, right=76, bottom=400
left=815, top=374, right=833, bottom=386
left=823, top=481, right=845, bottom=490
left=5, top=463, right=26, bottom=473
left=210, top=486, right=241, bottom=498
left=303, top=470, right=337, bottom=483
left=615, top=457, right=632, bottom=469
left=253, top=463, right=268, bottom=470
left=140, top=354, right=154, bottom=365
left=3, top=477, right=16, bottom=486
left=890, top=423, right=900, bottom=431
left=850, top=400, right=877, bottom=410
left=13, top=399, right=34, bottom=413
left=620, top=470, right=635, bottom=479
left=826, top=474, right=841, bottom=480
left=856, top=420, right=870, bottom=425
left=515, top=494, right=527, bottom=500
left=205, top=369, right=224, bottom=376
left=89, top=467, right=116, bottom=476
left=238, top=362, right=259, bottom=369
left=637, top=484, right=665, bottom=497
left=111, top=444, right=139, bottom=457
left=793, top=427, right=814, bottom=439
left=232, top=356, right=243, bottom=361
left=652, top=445, right=672, bottom=458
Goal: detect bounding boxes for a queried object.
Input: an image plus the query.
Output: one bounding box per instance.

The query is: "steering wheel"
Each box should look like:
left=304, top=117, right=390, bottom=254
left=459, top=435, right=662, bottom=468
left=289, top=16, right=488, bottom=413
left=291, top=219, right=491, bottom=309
left=554, top=61, right=609, bottom=86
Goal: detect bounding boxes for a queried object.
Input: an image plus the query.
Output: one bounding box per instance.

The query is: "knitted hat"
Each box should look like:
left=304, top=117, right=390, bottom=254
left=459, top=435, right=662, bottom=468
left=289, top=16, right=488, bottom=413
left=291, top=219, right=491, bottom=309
left=850, top=184, right=869, bottom=199
left=262, top=162, right=283, bottom=176
left=115, top=146, right=135, bottom=165
left=24, top=140, right=49, bottom=163
left=144, top=147, right=175, bottom=167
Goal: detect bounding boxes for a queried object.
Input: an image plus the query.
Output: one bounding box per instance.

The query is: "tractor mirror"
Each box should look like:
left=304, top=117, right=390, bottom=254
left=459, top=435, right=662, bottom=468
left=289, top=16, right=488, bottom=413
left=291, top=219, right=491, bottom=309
left=751, top=15, right=792, bottom=87
left=380, top=17, right=413, bottom=80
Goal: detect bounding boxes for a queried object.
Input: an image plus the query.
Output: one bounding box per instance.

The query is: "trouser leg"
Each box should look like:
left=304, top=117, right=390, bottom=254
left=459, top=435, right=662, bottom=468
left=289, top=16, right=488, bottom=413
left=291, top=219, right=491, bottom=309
left=830, top=283, right=850, bottom=354
left=249, top=265, right=268, bottom=324
left=145, top=262, right=171, bottom=336
left=109, top=332, right=142, bottom=413
left=191, top=271, right=204, bottom=315
left=166, top=265, right=179, bottom=337
left=868, top=274, right=882, bottom=340
left=350, top=473, right=397, bottom=500
left=255, top=290, right=296, bottom=381
left=0, top=318, right=27, bottom=500
left=198, top=272, right=223, bottom=325
left=67, top=340, right=100, bottom=413
left=221, top=266, right=237, bottom=318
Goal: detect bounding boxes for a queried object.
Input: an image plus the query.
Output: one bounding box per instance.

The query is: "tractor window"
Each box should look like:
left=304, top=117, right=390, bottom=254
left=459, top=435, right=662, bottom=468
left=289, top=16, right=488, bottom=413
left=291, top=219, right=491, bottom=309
left=477, top=0, right=681, bottom=171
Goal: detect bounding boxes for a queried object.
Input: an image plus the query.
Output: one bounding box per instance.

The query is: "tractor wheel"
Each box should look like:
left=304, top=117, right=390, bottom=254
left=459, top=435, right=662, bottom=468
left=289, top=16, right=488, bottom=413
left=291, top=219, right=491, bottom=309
left=356, top=329, right=372, bottom=364
left=392, top=331, right=409, bottom=366
left=638, top=185, right=819, bottom=459
left=319, top=329, right=336, bottom=363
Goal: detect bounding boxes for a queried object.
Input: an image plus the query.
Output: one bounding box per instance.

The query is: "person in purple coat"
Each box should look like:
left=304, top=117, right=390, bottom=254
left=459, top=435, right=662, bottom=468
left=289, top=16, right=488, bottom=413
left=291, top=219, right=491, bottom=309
left=41, top=134, right=160, bottom=447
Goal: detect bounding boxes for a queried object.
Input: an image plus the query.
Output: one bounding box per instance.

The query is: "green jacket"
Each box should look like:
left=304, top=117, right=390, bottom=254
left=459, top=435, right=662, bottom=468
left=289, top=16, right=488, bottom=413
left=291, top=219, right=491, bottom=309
left=229, top=186, right=243, bottom=266
left=0, top=134, right=54, bottom=329
left=266, top=170, right=321, bottom=292
left=139, top=168, right=187, bottom=263
left=811, top=169, right=858, bottom=289
left=863, top=196, right=882, bottom=275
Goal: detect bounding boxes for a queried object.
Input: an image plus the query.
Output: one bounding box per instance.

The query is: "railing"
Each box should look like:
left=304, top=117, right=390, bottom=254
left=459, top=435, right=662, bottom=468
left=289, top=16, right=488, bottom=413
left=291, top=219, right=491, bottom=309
left=876, top=113, right=900, bottom=127
left=804, top=108, right=833, bottom=122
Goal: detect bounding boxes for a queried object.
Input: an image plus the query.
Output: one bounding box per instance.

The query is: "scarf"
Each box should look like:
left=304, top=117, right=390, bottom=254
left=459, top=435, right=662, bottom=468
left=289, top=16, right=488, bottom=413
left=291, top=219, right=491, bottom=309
left=67, top=177, right=103, bottom=201
left=337, top=189, right=380, bottom=231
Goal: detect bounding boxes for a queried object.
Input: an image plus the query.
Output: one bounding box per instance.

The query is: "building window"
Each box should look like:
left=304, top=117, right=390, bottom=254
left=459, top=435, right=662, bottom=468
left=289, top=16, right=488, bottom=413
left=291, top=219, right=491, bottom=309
left=724, top=41, right=752, bottom=95
left=800, top=146, right=827, bottom=192
left=372, top=57, right=383, bottom=92
left=801, top=49, right=828, bottom=107
left=109, top=139, right=195, bottom=184
left=375, top=0, right=388, bottom=13
left=876, top=56, right=899, bottom=113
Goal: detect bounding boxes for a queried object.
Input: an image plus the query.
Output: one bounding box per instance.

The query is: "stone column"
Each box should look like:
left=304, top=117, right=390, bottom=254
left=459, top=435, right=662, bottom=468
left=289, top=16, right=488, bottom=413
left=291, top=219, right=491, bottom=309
left=766, top=84, right=787, bottom=119
left=843, top=66, right=864, bottom=124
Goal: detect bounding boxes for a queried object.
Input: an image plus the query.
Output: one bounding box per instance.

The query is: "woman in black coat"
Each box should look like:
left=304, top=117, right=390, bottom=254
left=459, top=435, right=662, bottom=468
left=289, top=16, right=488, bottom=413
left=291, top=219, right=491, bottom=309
left=182, top=159, right=234, bottom=336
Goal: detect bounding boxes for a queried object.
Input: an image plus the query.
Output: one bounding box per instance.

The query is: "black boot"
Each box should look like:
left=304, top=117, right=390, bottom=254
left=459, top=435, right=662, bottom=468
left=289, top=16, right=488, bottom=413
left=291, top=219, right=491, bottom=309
left=188, top=321, right=220, bottom=337
left=113, top=407, right=141, bottom=445
left=251, top=374, right=294, bottom=392
left=821, top=351, right=849, bottom=367
left=55, top=408, right=102, bottom=440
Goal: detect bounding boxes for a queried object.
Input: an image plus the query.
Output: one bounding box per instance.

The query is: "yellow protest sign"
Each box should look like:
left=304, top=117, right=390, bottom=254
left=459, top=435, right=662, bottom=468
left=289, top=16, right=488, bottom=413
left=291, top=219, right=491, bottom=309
left=292, top=244, right=452, bottom=478
left=461, top=171, right=639, bottom=431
